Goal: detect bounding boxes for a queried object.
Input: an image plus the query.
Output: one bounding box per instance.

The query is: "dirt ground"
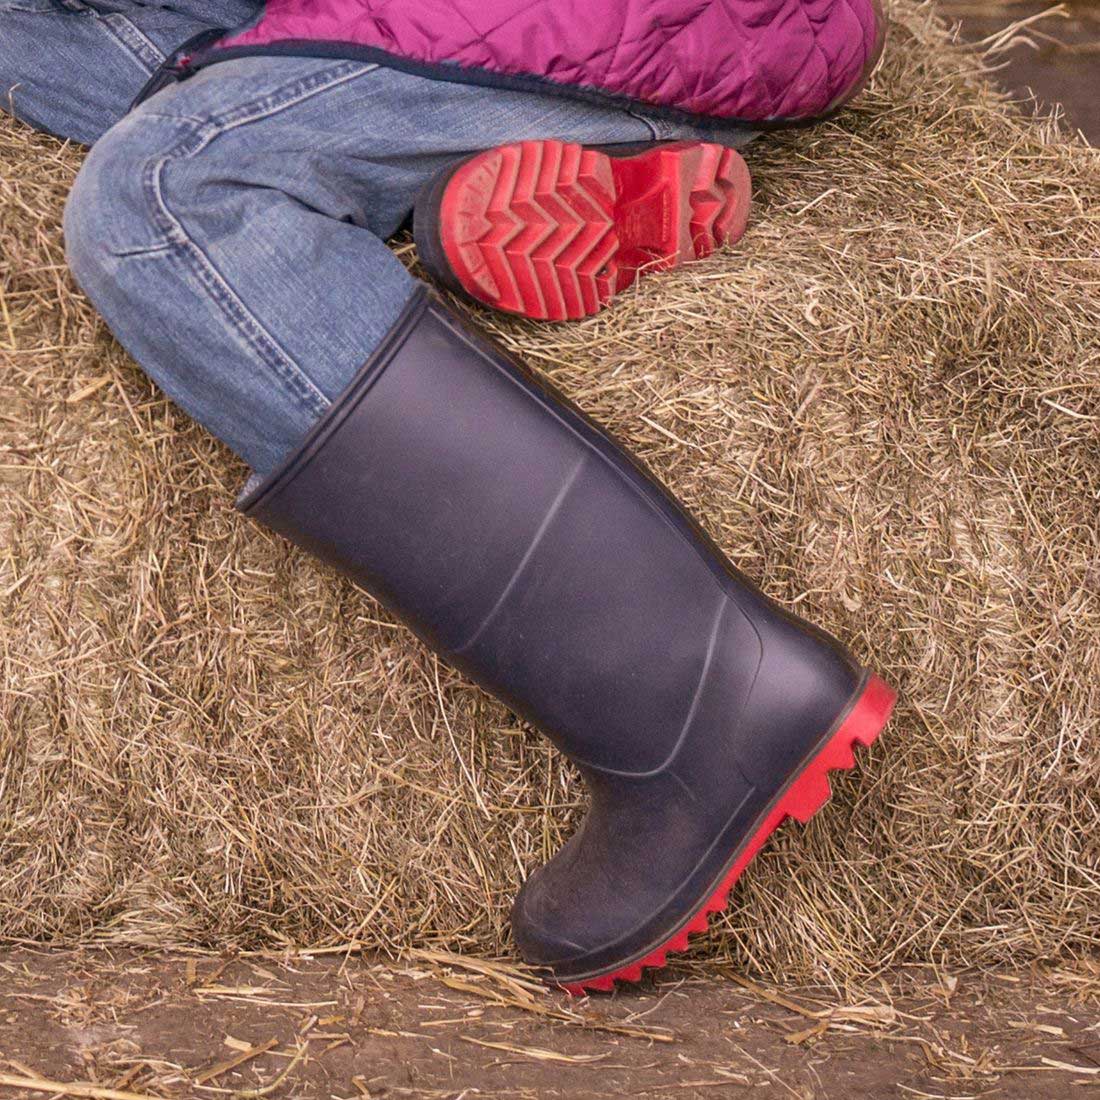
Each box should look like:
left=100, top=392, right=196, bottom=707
left=2, top=950, right=1098, bottom=1099
left=938, top=0, right=1100, bottom=142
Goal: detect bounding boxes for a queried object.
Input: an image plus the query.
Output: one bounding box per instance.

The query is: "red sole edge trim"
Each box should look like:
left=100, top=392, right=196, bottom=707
left=438, top=139, right=752, bottom=321
left=557, top=673, right=897, bottom=996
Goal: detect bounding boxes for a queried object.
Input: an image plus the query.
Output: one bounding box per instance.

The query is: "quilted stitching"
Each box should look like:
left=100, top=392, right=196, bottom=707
left=218, top=0, right=880, bottom=122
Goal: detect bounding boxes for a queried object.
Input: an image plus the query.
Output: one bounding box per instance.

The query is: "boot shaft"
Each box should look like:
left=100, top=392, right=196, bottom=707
left=239, top=289, right=860, bottom=781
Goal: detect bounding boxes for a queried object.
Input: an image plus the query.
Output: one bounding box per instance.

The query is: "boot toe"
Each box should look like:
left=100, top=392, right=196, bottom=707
left=510, top=872, right=590, bottom=968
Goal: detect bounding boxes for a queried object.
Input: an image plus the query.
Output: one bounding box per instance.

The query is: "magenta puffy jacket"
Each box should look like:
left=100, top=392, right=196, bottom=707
left=179, top=0, right=884, bottom=125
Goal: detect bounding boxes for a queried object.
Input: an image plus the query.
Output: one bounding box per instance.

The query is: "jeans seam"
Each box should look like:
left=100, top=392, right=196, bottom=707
left=136, top=62, right=381, bottom=419
left=624, top=108, right=662, bottom=141
left=98, top=12, right=166, bottom=73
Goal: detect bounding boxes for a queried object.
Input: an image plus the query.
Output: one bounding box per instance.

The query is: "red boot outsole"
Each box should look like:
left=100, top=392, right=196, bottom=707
left=435, top=139, right=752, bottom=321
left=556, top=673, right=897, bottom=996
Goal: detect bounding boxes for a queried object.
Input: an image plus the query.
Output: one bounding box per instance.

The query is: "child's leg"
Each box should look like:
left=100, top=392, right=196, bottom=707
left=56, top=54, right=894, bottom=998
left=63, top=58, right=697, bottom=476
left=0, top=0, right=260, bottom=144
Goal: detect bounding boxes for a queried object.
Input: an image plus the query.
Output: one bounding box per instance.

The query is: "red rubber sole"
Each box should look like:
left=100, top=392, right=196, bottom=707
left=558, top=673, right=897, bottom=996
left=437, top=139, right=751, bottom=321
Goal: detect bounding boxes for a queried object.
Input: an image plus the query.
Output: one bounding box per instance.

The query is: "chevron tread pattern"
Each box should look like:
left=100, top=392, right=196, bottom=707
left=437, top=140, right=751, bottom=321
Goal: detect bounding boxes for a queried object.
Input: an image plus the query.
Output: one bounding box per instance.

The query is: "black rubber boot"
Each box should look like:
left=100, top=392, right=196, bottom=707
left=238, top=287, right=896, bottom=993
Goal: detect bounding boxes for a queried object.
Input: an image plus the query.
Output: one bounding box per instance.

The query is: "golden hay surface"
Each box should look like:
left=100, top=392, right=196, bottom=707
left=1, top=1, right=1097, bottom=982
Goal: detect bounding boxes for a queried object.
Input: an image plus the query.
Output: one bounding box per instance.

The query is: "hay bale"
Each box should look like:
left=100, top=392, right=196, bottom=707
left=1, top=0, right=1097, bottom=981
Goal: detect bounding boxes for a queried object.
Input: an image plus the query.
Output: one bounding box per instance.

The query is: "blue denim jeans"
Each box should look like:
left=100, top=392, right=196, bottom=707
left=1, top=0, right=753, bottom=475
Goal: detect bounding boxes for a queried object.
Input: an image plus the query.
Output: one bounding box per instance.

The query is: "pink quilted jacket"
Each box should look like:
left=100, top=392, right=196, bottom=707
left=187, top=0, right=883, bottom=124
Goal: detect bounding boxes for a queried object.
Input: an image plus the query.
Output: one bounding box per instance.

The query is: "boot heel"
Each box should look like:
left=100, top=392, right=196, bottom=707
left=782, top=673, right=896, bottom=825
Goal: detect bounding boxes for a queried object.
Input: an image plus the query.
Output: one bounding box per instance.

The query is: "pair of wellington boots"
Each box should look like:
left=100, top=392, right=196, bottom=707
left=239, top=138, right=895, bottom=994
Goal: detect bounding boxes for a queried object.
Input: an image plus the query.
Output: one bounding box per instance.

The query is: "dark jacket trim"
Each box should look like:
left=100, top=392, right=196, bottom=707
left=174, top=38, right=784, bottom=134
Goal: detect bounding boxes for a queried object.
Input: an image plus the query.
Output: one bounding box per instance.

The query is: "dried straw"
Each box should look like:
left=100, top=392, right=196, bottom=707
left=1, top=0, right=1097, bottom=983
